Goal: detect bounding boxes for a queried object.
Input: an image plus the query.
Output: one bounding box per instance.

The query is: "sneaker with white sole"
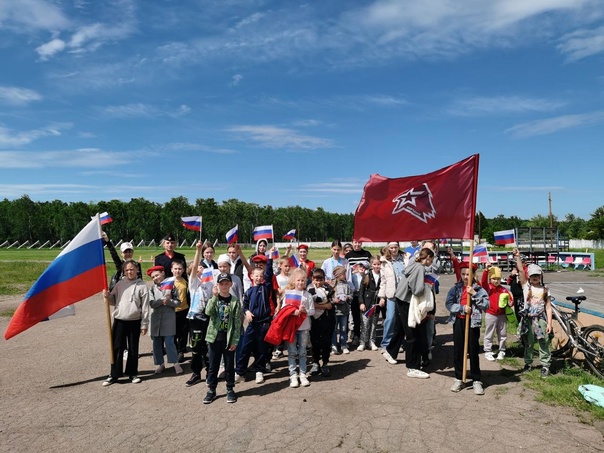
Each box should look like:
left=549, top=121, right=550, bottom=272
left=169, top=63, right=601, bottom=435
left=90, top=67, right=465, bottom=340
left=357, top=344, right=365, bottom=351
left=255, top=372, right=264, bottom=384
left=289, top=375, right=299, bottom=388
left=383, top=350, right=397, bottom=365
left=406, top=369, right=430, bottom=379
left=234, top=373, right=245, bottom=383
left=272, top=350, right=283, bottom=360
left=130, top=376, right=141, bottom=384
left=342, top=347, right=350, bottom=354
left=450, top=379, right=464, bottom=392
left=370, top=342, right=379, bottom=351
left=331, top=345, right=338, bottom=355
left=484, top=352, right=496, bottom=361
left=174, top=363, right=183, bottom=375
left=299, top=373, right=310, bottom=387
left=155, top=364, right=165, bottom=374
left=185, top=373, right=201, bottom=387
left=102, top=377, right=116, bottom=387
left=497, top=351, right=506, bottom=360
left=473, top=381, right=485, bottom=395
left=309, top=363, right=320, bottom=375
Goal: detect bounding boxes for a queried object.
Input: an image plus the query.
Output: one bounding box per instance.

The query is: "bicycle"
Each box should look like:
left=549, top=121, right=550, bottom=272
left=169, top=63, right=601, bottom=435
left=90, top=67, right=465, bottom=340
left=550, top=295, right=604, bottom=379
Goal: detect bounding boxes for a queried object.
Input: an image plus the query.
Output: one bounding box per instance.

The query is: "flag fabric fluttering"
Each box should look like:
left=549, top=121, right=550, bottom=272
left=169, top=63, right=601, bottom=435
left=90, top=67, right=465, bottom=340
left=353, top=154, right=479, bottom=241
left=99, top=212, right=112, bottom=225
left=284, top=290, right=302, bottom=309
left=494, top=229, right=515, bottom=245
left=160, top=277, right=176, bottom=291
left=271, top=248, right=280, bottom=260
left=282, top=229, right=296, bottom=240
left=181, top=216, right=202, bottom=232
left=226, top=225, right=238, bottom=244
left=200, top=268, right=214, bottom=284
left=4, top=216, right=107, bottom=340
left=473, top=244, right=488, bottom=257
left=364, top=305, right=377, bottom=318
left=253, top=225, right=273, bottom=241
left=424, top=273, right=440, bottom=293
left=289, top=254, right=300, bottom=268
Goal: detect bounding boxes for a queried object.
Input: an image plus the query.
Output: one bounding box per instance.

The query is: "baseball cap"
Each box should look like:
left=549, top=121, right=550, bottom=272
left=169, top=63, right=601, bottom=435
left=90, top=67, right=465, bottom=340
left=251, top=254, right=268, bottom=264
left=120, top=242, right=134, bottom=252
left=527, top=264, right=543, bottom=277
left=217, top=272, right=232, bottom=283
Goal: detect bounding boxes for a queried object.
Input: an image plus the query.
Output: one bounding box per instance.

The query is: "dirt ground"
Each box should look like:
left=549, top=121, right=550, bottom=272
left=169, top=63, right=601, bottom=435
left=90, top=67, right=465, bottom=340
left=1, top=271, right=603, bottom=453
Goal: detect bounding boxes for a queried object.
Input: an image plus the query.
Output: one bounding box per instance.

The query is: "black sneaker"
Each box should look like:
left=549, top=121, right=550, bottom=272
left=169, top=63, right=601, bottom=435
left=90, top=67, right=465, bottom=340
left=321, top=365, right=331, bottom=377
left=522, top=364, right=533, bottom=373
left=540, top=367, right=550, bottom=378
left=226, top=389, right=237, bottom=403
left=102, top=377, right=115, bottom=387
left=186, top=373, right=201, bottom=387
left=203, top=390, right=216, bottom=404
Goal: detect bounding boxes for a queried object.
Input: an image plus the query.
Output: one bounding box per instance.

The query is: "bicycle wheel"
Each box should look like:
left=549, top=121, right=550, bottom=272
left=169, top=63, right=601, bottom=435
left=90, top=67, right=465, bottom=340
left=550, top=316, right=572, bottom=358
left=582, top=325, right=604, bottom=379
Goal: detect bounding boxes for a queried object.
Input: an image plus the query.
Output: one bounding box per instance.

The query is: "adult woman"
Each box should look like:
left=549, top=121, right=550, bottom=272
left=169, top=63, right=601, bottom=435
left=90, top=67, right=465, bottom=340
left=378, top=242, right=405, bottom=354
left=385, top=248, right=435, bottom=379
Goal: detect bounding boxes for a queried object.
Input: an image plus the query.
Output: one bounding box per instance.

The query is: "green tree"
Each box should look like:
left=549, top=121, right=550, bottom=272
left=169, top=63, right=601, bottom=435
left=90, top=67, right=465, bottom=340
left=586, top=206, right=604, bottom=240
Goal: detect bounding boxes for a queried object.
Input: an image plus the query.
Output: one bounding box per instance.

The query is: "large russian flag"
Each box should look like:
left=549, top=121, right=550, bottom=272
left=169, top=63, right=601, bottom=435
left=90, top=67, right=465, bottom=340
left=253, top=225, right=273, bottom=241
left=494, top=229, right=515, bottom=245
left=5, top=216, right=107, bottom=340
left=181, top=216, right=202, bottom=232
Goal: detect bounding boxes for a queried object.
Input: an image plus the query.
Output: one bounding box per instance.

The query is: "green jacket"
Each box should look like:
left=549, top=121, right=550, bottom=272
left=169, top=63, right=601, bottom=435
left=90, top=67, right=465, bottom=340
left=205, top=294, right=242, bottom=347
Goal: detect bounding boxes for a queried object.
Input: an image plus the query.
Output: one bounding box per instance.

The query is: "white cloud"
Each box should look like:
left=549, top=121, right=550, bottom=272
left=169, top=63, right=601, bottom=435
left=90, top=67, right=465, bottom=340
left=448, top=95, right=564, bottom=116
left=230, top=74, right=243, bottom=86
left=162, top=143, right=238, bottom=154
left=0, top=86, right=43, bottom=106
left=302, top=182, right=364, bottom=194
left=226, top=125, right=335, bottom=149
left=505, top=111, right=604, bottom=137
left=0, top=123, right=70, bottom=148
left=101, top=103, right=192, bottom=118
left=0, top=183, right=95, bottom=198
left=35, top=38, right=66, bottom=60
left=0, top=0, right=69, bottom=31
left=557, top=26, right=604, bottom=60
left=292, top=119, right=322, bottom=127
left=0, top=148, right=134, bottom=168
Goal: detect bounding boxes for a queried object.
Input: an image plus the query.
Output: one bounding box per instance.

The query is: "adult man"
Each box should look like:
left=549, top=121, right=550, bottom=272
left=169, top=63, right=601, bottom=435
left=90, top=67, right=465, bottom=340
left=154, top=233, right=187, bottom=278
left=345, top=239, right=373, bottom=348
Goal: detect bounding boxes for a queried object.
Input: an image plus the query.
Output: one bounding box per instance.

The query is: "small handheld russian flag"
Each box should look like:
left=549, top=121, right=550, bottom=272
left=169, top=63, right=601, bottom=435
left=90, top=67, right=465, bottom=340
left=364, top=305, right=376, bottom=318
left=284, top=290, right=302, bottom=309
left=282, top=229, right=296, bottom=240
left=253, top=225, right=273, bottom=241
left=226, top=225, right=238, bottom=244
left=473, top=244, right=488, bottom=257
left=424, top=273, right=440, bottom=293
left=160, top=277, right=175, bottom=291
left=201, top=267, right=214, bottom=284
left=289, top=254, right=300, bottom=268
left=494, top=229, right=515, bottom=245
left=271, top=248, right=280, bottom=260
left=99, top=212, right=112, bottom=225
left=181, top=216, right=202, bottom=232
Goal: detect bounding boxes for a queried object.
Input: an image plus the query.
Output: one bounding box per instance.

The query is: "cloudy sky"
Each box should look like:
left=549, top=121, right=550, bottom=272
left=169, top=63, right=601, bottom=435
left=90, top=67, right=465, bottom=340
left=1, top=0, right=603, bottom=220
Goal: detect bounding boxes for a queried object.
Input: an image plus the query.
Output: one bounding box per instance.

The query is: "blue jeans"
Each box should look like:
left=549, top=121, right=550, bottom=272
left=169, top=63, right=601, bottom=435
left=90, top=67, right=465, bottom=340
left=152, top=335, right=178, bottom=365
left=287, top=330, right=309, bottom=376
left=380, top=298, right=396, bottom=349
left=332, top=314, right=348, bottom=349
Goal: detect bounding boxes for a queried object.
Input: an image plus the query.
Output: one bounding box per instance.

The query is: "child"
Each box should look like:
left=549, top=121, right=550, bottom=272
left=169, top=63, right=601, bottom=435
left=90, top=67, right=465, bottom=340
left=171, top=259, right=190, bottom=363
left=102, top=233, right=142, bottom=290
left=308, top=268, right=335, bottom=377
left=481, top=265, right=513, bottom=361
left=331, top=265, right=352, bottom=354
left=321, top=240, right=348, bottom=282
left=273, top=257, right=292, bottom=360
left=186, top=240, right=212, bottom=387
left=445, top=262, right=490, bottom=394
left=102, top=260, right=149, bottom=386
left=514, top=248, right=553, bottom=377
left=147, top=265, right=182, bottom=375
left=203, top=273, right=242, bottom=404
left=358, top=257, right=380, bottom=351
left=282, top=269, right=315, bottom=387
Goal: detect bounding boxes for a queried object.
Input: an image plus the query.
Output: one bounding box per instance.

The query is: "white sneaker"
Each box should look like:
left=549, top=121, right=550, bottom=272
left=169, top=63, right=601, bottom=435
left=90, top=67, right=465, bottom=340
left=473, top=380, right=485, bottom=395
left=484, top=352, right=496, bottom=361
left=234, top=373, right=245, bottom=383
left=299, top=373, right=310, bottom=387
left=154, top=364, right=165, bottom=374
left=497, top=351, right=506, bottom=360
left=255, top=372, right=264, bottom=384
left=331, top=345, right=338, bottom=354
left=174, top=363, right=183, bottom=375
left=130, top=376, right=141, bottom=384
left=450, top=379, right=464, bottom=392
left=383, top=350, right=397, bottom=365
left=370, top=342, right=379, bottom=351
left=357, top=344, right=365, bottom=351
left=342, top=347, right=350, bottom=354
left=406, top=368, right=430, bottom=379
left=289, top=375, right=299, bottom=388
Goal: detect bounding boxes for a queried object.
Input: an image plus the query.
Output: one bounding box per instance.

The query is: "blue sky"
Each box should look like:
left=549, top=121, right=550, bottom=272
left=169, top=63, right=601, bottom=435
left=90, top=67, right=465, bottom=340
left=1, top=0, right=603, bottom=220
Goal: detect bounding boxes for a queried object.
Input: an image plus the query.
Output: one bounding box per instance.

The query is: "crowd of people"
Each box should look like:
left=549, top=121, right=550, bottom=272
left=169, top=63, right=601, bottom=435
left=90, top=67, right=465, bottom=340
left=101, top=232, right=553, bottom=403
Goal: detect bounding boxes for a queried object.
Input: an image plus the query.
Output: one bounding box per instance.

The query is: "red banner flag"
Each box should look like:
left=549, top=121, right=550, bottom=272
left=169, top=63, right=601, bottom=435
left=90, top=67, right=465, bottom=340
left=353, top=154, right=479, bottom=241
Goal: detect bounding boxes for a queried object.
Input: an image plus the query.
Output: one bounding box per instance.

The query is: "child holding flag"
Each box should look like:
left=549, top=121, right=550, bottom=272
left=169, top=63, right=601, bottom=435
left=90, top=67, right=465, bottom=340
left=480, top=265, right=513, bottom=361
left=282, top=269, right=315, bottom=387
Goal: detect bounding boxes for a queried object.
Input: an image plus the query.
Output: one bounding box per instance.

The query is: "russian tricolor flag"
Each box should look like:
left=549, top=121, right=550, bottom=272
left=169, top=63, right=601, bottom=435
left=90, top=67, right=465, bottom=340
left=226, top=225, right=238, bottom=244
left=424, top=273, right=440, bottom=293
left=253, top=225, right=273, bottom=241
left=473, top=244, right=488, bottom=257
left=282, top=229, right=296, bottom=240
left=289, top=254, right=300, bottom=268
left=284, top=290, right=302, bottom=309
left=271, top=248, right=280, bottom=260
left=201, top=267, right=214, bottom=284
left=4, top=216, right=107, bottom=340
left=160, top=277, right=176, bottom=291
left=99, top=212, right=112, bottom=225
left=181, top=216, right=202, bottom=232
left=364, top=305, right=377, bottom=318
left=494, top=229, right=515, bottom=245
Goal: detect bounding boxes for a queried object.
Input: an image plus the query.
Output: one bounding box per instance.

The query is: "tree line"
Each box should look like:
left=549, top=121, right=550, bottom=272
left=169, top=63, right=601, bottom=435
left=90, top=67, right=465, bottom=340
left=1, top=195, right=603, bottom=245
